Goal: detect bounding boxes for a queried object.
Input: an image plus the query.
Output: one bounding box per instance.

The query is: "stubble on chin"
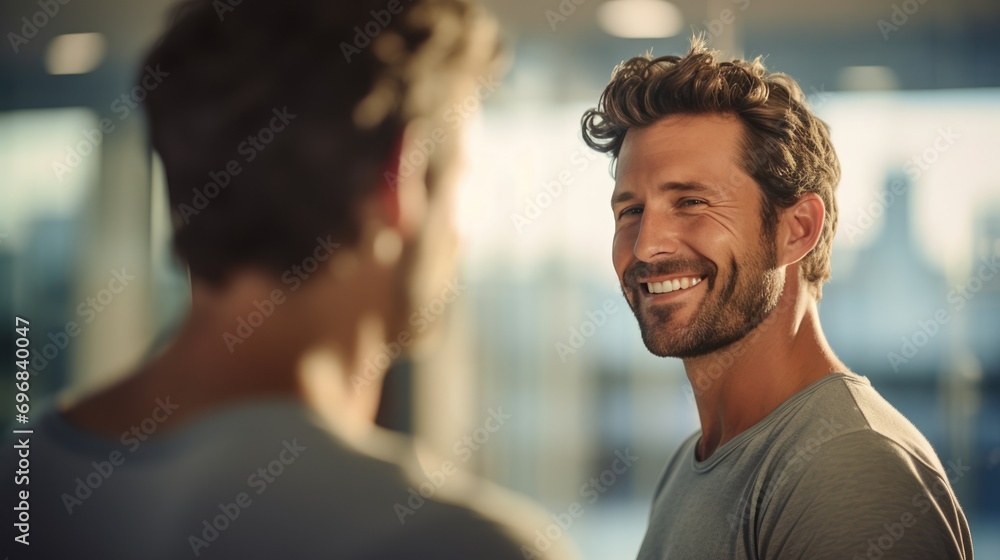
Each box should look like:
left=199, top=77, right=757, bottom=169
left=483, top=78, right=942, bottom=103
left=626, top=258, right=783, bottom=359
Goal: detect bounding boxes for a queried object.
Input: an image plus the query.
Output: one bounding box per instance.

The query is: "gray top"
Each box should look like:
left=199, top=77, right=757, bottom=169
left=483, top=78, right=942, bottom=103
left=637, top=373, right=973, bottom=559
left=5, top=397, right=576, bottom=559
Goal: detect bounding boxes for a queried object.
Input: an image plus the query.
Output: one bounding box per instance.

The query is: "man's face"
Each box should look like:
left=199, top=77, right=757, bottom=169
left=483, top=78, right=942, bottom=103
left=611, top=113, right=784, bottom=358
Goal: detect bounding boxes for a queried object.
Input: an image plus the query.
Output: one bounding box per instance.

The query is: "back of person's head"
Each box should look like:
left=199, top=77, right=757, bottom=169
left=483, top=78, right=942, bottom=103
left=143, top=0, right=498, bottom=287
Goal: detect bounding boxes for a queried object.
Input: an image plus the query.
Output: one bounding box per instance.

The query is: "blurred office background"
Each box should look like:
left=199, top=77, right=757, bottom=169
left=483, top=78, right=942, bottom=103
left=1, top=0, right=999, bottom=557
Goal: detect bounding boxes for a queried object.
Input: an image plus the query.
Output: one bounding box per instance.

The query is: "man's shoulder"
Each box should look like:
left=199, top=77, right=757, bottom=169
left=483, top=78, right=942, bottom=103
left=374, top=433, right=579, bottom=560
left=745, top=375, right=973, bottom=559
left=755, top=421, right=972, bottom=559
left=23, top=403, right=576, bottom=559
left=366, top=485, right=560, bottom=560
left=765, top=372, right=944, bottom=473
left=323, top=429, right=581, bottom=559
left=755, top=373, right=966, bottom=527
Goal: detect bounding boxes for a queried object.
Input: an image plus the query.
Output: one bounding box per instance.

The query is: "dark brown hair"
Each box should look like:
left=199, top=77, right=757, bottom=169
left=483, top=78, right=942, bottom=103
left=582, top=37, right=840, bottom=299
left=143, top=0, right=498, bottom=286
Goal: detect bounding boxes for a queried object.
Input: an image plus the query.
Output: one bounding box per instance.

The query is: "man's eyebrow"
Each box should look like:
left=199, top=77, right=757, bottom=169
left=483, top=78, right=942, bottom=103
left=659, top=181, right=715, bottom=195
left=611, top=181, right=716, bottom=207
left=610, top=190, right=634, bottom=207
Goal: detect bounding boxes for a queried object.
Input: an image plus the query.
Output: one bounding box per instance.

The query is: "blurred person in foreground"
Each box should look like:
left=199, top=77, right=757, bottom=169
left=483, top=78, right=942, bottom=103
left=581, top=38, right=973, bottom=559
left=6, top=1, right=576, bottom=558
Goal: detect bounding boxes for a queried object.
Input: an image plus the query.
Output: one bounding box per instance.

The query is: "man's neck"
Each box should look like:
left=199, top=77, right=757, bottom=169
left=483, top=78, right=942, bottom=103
left=682, top=285, right=848, bottom=461
left=61, top=274, right=387, bottom=441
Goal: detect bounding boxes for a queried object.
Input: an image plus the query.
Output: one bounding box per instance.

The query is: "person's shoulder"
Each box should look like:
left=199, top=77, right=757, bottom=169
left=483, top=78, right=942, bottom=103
left=358, top=429, right=580, bottom=560
left=756, top=428, right=972, bottom=559
left=3, top=399, right=93, bottom=469
left=785, top=427, right=955, bottom=487
left=785, top=372, right=946, bottom=471
left=753, top=375, right=973, bottom=559
left=755, top=372, right=965, bottom=512
left=362, top=494, right=536, bottom=560
left=17, top=398, right=577, bottom=559
left=762, top=373, right=934, bottom=468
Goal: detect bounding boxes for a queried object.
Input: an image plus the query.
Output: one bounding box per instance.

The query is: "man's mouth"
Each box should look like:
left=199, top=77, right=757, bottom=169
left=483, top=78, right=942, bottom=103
left=642, top=275, right=707, bottom=295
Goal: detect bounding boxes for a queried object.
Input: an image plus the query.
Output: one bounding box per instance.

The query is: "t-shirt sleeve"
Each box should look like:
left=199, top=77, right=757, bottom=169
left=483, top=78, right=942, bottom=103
left=757, top=430, right=973, bottom=560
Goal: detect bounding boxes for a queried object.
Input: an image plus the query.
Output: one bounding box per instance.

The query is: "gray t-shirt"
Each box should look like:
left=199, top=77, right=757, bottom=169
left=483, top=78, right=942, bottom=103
left=4, top=398, right=576, bottom=559
left=637, top=373, right=973, bottom=559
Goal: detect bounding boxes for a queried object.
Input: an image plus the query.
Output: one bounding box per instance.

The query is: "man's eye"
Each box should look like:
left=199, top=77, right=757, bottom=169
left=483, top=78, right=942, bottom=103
left=680, top=199, right=705, bottom=207
left=618, top=206, right=642, bottom=219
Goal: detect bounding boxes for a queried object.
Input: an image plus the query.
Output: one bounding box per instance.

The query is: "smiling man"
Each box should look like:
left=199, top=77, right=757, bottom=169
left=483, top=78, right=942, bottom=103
left=581, top=39, right=973, bottom=559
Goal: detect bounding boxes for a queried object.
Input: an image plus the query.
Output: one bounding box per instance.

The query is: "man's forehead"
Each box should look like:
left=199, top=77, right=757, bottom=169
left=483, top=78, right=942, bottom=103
left=612, top=116, right=757, bottom=201
left=618, top=113, right=745, bottom=164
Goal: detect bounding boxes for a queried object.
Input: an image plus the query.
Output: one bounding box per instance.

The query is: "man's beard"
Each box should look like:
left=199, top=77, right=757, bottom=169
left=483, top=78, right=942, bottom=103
left=622, top=236, right=783, bottom=359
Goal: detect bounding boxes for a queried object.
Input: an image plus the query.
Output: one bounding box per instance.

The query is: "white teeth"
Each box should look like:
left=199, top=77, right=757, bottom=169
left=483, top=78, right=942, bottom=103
left=646, top=276, right=704, bottom=294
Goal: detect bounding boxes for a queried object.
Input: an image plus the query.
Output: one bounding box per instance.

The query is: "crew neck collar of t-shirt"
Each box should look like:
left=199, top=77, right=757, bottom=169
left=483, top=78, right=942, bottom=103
left=689, top=372, right=870, bottom=473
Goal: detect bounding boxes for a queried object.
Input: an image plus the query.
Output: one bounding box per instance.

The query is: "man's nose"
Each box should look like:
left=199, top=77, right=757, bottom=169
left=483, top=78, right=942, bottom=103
left=633, top=210, right=681, bottom=262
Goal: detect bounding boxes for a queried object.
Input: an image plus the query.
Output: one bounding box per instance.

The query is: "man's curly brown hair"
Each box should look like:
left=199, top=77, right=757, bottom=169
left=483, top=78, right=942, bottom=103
left=581, top=37, right=841, bottom=299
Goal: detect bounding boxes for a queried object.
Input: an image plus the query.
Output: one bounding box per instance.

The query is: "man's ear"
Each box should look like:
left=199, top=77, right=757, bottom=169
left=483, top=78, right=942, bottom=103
left=776, top=193, right=825, bottom=267
left=376, top=136, right=404, bottom=229
left=376, top=129, right=428, bottom=238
